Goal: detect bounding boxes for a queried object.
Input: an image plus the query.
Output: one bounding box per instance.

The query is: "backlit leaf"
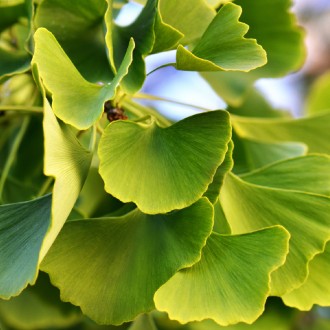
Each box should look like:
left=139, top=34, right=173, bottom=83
left=0, top=194, right=51, bottom=299
left=176, top=3, right=267, bottom=72
left=220, top=172, right=330, bottom=295
left=98, top=110, right=231, bottom=214
left=32, top=28, right=134, bottom=129
left=38, top=97, right=93, bottom=260
left=41, top=198, right=213, bottom=325
left=154, top=227, right=289, bottom=325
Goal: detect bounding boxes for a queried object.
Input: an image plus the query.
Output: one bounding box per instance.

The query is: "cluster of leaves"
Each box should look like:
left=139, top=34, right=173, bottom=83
left=0, top=0, right=330, bottom=329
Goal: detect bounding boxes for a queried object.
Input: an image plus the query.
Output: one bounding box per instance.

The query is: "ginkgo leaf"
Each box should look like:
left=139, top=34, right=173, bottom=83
left=176, top=3, right=267, bottom=72
left=157, top=0, right=215, bottom=45
left=231, top=111, right=330, bottom=154
left=41, top=198, right=213, bottom=325
left=0, top=194, right=51, bottom=299
left=38, top=97, right=93, bottom=261
left=32, top=28, right=134, bottom=129
left=0, top=272, right=81, bottom=329
left=305, top=70, right=330, bottom=115
left=240, top=155, right=330, bottom=197
left=200, top=0, right=305, bottom=106
left=34, top=0, right=111, bottom=82
left=282, top=241, right=330, bottom=310
left=98, top=110, right=231, bottom=214
left=220, top=172, right=330, bottom=295
left=154, top=226, right=289, bottom=326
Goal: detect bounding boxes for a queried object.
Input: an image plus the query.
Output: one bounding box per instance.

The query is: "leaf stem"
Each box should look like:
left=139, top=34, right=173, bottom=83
left=0, top=105, right=43, bottom=113
left=133, top=93, right=211, bottom=111
left=123, top=99, right=172, bottom=127
left=0, top=117, right=30, bottom=203
left=146, top=63, right=176, bottom=76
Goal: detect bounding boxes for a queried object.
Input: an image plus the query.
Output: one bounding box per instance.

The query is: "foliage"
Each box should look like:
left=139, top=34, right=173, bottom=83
left=0, top=0, right=329, bottom=329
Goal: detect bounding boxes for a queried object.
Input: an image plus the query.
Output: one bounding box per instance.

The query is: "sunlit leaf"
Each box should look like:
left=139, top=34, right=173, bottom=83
left=98, top=110, right=231, bottom=214
left=154, top=227, right=289, bottom=325
left=41, top=198, right=213, bottom=325
left=0, top=194, right=51, bottom=299
left=38, top=97, right=93, bottom=261
left=231, top=111, right=330, bottom=154
left=176, top=3, right=266, bottom=72
left=282, top=241, right=330, bottom=310
left=32, top=28, right=134, bottom=129
left=0, top=272, right=81, bottom=330
left=201, top=0, right=305, bottom=105
left=220, top=172, right=330, bottom=295
left=305, top=70, right=330, bottom=115
left=158, top=0, right=215, bottom=45
left=35, top=0, right=111, bottom=82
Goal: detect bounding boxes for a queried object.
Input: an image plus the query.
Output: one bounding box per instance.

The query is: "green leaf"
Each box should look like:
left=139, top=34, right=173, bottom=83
left=176, top=3, right=267, bottom=72
left=240, top=155, right=330, bottom=197
left=154, top=227, right=289, bottom=326
left=98, top=110, right=231, bottom=214
left=107, top=0, right=158, bottom=94
left=200, top=0, right=305, bottom=106
left=0, top=272, right=81, bottom=329
left=0, top=194, right=51, bottom=299
left=232, top=136, right=307, bottom=174
left=235, top=0, right=305, bottom=77
left=32, top=28, right=134, bottom=129
left=41, top=198, right=213, bottom=325
left=204, top=140, right=233, bottom=204
left=38, top=97, right=93, bottom=261
left=231, top=111, right=330, bottom=154
left=158, top=0, right=215, bottom=45
left=282, top=241, right=330, bottom=310
left=35, top=0, right=111, bottom=82
left=305, top=70, right=330, bottom=115
left=220, top=172, right=330, bottom=295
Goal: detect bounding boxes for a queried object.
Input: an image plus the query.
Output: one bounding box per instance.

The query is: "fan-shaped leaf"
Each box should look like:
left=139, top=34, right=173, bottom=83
left=220, top=172, right=330, bottom=295
left=32, top=28, right=134, bottom=129
left=39, top=98, right=93, bottom=260
left=98, top=110, right=231, bottom=214
left=176, top=3, right=267, bottom=72
left=154, top=227, right=289, bottom=325
left=41, top=198, right=213, bottom=325
left=34, top=0, right=111, bottom=82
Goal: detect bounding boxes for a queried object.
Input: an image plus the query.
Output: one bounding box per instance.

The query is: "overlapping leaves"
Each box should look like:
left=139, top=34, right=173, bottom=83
left=220, top=156, right=330, bottom=296
left=41, top=199, right=213, bottom=325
